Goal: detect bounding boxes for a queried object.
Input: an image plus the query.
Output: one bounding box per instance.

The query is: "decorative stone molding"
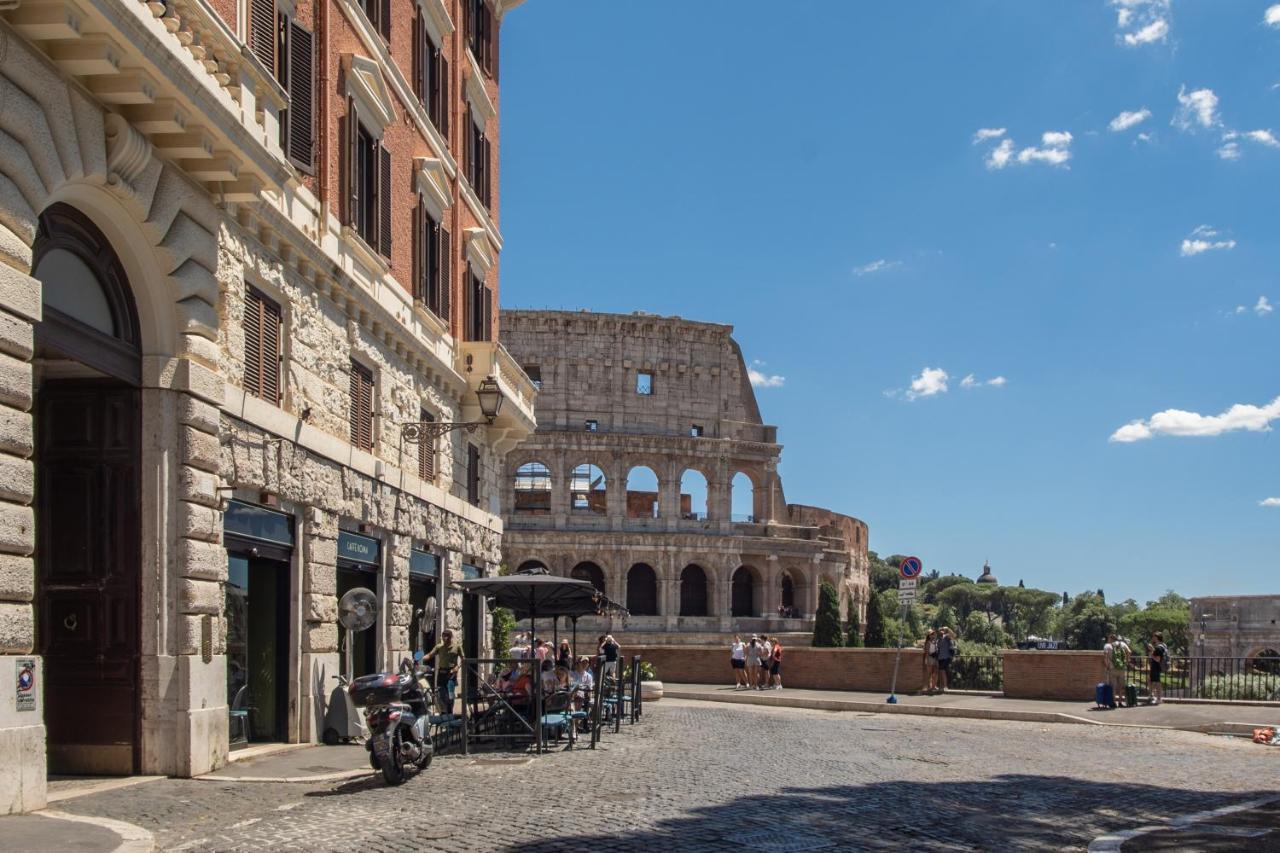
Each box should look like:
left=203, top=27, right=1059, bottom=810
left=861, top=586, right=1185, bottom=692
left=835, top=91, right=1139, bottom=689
left=417, top=0, right=454, bottom=45
left=343, top=54, right=396, bottom=137
left=463, top=226, right=494, bottom=276
left=104, top=112, right=151, bottom=197
left=464, top=50, right=496, bottom=127
left=414, top=157, right=453, bottom=221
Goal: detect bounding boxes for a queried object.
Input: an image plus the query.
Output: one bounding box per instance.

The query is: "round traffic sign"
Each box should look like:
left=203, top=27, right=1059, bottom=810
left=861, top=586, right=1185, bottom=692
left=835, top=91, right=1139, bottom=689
left=899, top=556, right=923, bottom=579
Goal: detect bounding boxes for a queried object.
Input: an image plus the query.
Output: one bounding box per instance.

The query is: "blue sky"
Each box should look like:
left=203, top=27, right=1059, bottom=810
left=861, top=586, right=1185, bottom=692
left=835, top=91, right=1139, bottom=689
left=498, top=1, right=1279, bottom=603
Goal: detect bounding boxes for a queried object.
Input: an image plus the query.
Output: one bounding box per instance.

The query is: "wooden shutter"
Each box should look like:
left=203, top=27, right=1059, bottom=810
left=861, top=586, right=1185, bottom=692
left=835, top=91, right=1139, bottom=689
left=244, top=285, right=282, bottom=404
left=483, top=284, right=493, bottom=342
left=412, top=11, right=423, bottom=102
left=438, top=54, right=449, bottom=138
left=462, top=105, right=472, bottom=187
left=438, top=225, right=451, bottom=323
left=467, top=443, right=480, bottom=505
left=463, top=265, right=474, bottom=340
left=341, top=96, right=357, bottom=226
left=287, top=21, right=314, bottom=170
left=418, top=409, right=435, bottom=481
left=491, top=11, right=499, bottom=81
left=249, top=0, right=277, bottom=73
left=243, top=286, right=262, bottom=397
left=412, top=199, right=423, bottom=302
left=349, top=359, right=374, bottom=451
left=379, top=0, right=390, bottom=40
left=378, top=145, right=392, bottom=258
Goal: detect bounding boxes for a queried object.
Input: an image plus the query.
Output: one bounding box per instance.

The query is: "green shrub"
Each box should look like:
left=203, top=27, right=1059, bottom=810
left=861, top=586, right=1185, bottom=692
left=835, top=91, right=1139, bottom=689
left=490, top=607, right=516, bottom=660
left=1199, top=673, right=1280, bottom=701
left=812, top=582, right=844, bottom=647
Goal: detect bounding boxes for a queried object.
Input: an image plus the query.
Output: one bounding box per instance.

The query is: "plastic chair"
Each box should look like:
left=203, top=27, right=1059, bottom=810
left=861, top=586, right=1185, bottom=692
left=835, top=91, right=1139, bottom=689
left=229, top=686, right=253, bottom=744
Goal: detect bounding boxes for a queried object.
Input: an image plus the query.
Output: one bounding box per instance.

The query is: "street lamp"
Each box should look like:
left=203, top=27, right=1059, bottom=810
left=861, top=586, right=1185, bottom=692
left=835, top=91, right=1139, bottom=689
left=400, top=376, right=505, bottom=443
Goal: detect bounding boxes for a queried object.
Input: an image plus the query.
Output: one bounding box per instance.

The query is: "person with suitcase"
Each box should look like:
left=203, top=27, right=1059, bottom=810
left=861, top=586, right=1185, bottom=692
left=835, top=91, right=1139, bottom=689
left=1102, top=633, right=1131, bottom=706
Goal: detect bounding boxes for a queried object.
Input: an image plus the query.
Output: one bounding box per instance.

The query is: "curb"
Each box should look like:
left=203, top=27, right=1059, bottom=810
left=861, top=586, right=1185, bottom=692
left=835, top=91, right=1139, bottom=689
left=194, top=768, right=369, bottom=784
left=665, top=689, right=1261, bottom=734
left=35, top=809, right=155, bottom=853
left=1087, top=795, right=1280, bottom=851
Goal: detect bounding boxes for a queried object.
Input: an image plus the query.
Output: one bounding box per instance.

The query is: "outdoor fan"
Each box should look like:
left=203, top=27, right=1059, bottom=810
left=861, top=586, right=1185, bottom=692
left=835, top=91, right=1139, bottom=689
left=417, top=597, right=438, bottom=655
left=339, top=587, right=378, bottom=677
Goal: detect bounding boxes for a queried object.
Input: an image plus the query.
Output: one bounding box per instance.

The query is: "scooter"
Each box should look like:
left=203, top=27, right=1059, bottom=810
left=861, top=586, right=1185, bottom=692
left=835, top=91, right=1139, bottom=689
left=347, top=659, right=435, bottom=785
left=322, top=673, right=366, bottom=745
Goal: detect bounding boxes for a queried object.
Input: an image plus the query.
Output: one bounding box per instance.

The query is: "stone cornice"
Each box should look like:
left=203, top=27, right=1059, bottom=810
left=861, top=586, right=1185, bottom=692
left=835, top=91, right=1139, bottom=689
left=343, top=54, right=397, bottom=135
left=416, top=0, right=454, bottom=45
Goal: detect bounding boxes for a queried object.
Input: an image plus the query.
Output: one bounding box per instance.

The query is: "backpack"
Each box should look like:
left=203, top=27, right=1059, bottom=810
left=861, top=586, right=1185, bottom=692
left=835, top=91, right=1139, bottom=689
left=1110, top=643, right=1126, bottom=669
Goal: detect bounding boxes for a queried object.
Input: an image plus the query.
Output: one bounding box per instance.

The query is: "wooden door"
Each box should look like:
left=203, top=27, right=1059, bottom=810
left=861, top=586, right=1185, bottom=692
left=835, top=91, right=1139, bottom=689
left=37, top=380, right=140, bottom=774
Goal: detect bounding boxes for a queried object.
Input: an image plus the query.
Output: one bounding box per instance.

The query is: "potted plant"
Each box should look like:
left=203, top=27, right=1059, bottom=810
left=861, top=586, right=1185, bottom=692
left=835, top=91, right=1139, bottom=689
left=625, top=661, right=663, bottom=702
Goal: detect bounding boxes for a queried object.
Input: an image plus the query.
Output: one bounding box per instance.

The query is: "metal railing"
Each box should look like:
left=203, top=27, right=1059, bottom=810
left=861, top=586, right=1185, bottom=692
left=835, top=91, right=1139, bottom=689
left=1123, top=655, right=1280, bottom=702
left=945, top=655, right=1003, bottom=692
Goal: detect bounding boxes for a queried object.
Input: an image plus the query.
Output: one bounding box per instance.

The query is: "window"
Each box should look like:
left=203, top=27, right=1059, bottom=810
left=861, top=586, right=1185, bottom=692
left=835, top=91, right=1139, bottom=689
left=464, top=265, right=492, bottom=342
left=418, top=408, right=435, bottom=481
left=513, top=461, right=551, bottom=513
left=242, top=284, right=282, bottom=404
left=349, top=359, right=375, bottom=452
left=691, top=424, right=704, bottom=437
left=524, top=365, right=542, bottom=390
left=463, top=106, right=491, bottom=208
left=466, top=443, right=481, bottom=506
left=413, top=201, right=451, bottom=321
left=362, top=0, right=390, bottom=41
left=249, top=0, right=313, bottom=171
left=412, top=13, right=448, bottom=135
left=636, top=372, right=653, bottom=395
left=465, top=0, right=496, bottom=78
left=343, top=99, right=392, bottom=257
left=584, top=419, right=598, bottom=432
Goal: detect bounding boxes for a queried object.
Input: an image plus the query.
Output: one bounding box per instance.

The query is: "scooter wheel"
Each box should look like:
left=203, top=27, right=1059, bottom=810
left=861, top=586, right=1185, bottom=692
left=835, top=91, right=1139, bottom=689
left=322, top=727, right=340, bottom=746
left=415, top=749, right=432, bottom=770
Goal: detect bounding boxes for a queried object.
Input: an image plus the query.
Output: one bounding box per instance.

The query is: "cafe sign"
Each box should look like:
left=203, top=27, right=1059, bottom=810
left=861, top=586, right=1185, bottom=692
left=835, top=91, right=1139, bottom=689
left=338, top=530, right=380, bottom=566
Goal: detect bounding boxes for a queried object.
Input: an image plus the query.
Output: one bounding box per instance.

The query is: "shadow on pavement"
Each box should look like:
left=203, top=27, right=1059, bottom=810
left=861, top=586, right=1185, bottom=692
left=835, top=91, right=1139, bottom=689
left=511, top=775, right=1275, bottom=852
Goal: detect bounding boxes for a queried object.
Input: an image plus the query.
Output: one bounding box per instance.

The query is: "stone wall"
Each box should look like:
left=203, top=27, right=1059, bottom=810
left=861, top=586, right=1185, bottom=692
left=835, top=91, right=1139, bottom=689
left=1191, top=596, right=1280, bottom=659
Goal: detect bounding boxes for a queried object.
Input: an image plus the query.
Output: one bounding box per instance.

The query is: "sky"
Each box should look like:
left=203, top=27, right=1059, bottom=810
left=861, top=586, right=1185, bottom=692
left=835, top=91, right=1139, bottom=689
left=497, top=1, right=1279, bottom=604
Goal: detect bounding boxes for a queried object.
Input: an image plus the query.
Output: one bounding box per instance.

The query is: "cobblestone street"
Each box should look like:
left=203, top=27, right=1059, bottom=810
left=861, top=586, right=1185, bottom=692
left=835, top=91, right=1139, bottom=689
left=52, top=700, right=1280, bottom=851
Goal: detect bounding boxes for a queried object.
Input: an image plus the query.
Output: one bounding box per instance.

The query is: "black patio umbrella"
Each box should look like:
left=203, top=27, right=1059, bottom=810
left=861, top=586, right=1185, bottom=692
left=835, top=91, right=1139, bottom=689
left=452, top=573, right=627, bottom=658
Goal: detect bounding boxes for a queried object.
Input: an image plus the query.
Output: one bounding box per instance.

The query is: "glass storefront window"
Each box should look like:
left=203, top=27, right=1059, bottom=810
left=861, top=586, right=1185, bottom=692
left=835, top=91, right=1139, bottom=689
left=224, top=500, right=294, bottom=547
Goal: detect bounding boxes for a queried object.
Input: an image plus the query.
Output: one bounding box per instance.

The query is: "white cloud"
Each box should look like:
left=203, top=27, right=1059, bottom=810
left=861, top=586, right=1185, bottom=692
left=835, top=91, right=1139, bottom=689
left=1173, top=86, right=1220, bottom=131
left=1109, top=395, right=1280, bottom=442
left=1180, top=225, right=1236, bottom=256
left=986, top=138, right=1015, bottom=169
left=853, top=259, right=902, bottom=277
left=1217, top=141, right=1242, bottom=161
left=961, top=374, right=1007, bottom=389
left=1109, top=108, right=1152, bottom=132
left=1245, top=129, right=1280, bottom=147
left=1257, top=296, right=1274, bottom=316
left=1112, top=0, right=1170, bottom=46
left=1136, top=131, right=1152, bottom=143
left=748, top=368, right=785, bottom=389
left=904, top=367, right=949, bottom=401
left=1040, top=131, right=1073, bottom=148
left=1260, top=497, right=1280, bottom=507
left=1266, top=5, right=1280, bottom=27
left=1017, top=145, right=1072, bottom=166
left=972, top=127, right=1006, bottom=144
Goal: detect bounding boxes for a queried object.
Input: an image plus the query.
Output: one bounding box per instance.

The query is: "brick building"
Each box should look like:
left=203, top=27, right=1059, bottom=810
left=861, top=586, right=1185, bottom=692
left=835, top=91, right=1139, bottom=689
left=0, top=0, right=535, bottom=812
left=499, top=310, right=871, bottom=643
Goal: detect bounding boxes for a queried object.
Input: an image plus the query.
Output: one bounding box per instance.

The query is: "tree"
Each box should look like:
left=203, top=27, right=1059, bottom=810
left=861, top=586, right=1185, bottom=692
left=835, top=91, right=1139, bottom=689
left=811, top=582, right=844, bottom=647
left=922, top=575, right=971, bottom=604
left=962, top=611, right=1011, bottom=647
left=866, top=551, right=900, bottom=594
left=490, top=607, right=516, bottom=660
left=1060, top=592, right=1114, bottom=650
left=1148, top=590, right=1189, bottom=611
left=846, top=606, right=863, bottom=647
left=933, top=604, right=959, bottom=631
left=1120, top=607, right=1190, bottom=655
left=864, top=592, right=889, bottom=648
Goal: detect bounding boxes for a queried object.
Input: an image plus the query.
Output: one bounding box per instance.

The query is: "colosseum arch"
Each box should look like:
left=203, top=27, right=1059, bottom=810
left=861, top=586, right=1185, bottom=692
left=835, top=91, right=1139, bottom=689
left=779, top=566, right=808, bottom=618
left=515, top=559, right=550, bottom=573
left=571, top=561, right=607, bottom=594
left=679, top=564, right=710, bottom=616
left=513, top=461, right=553, bottom=513
left=731, top=471, right=757, bottom=522
left=731, top=565, right=762, bottom=617
left=679, top=467, right=710, bottom=520
left=626, top=563, right=660, bottom=615
left=625, top=465, right=660, bottom=518
left=569, top=462, right=608, bottom=515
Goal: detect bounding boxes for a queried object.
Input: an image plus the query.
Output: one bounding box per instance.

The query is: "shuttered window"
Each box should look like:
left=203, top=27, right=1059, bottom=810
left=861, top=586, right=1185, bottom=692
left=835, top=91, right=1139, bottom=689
left=464, top=267, right=492, bottom=342
left=281, top=20, right=314, bottom=172
left=249, top=0, right=277, bottom=73
left=418, top=409, right=435, bottom=481
left=378, top=145, right=391, bottom=258
left=464, top=107, right=490, bottom=209
left=342, top=102, right=390, bottom=257
left=413, top=201, right=451, bottom=323
left=362, top=0, right=390, bottom=41
left=243, top=285, right=282, bottom=405
left=466, top=442, right=480, bottom=506
left=466, top=0, right=495, bottom=78
left=349, top=359, right=375, bottom=452
left=413, top=13, right=448, bottom=136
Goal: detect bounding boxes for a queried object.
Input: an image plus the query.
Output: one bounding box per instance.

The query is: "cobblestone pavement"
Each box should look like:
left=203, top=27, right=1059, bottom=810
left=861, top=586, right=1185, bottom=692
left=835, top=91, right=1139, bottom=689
left=57, top=700, right=1280, bottom=852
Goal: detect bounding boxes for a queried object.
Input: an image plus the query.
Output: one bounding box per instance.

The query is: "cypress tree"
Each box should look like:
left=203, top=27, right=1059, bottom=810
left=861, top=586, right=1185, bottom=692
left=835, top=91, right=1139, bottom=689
left=811, top=582, right=843, bottom=647
left=846, top=606, right=863, bottom=647
left=864, top=592, right=889, bottom=648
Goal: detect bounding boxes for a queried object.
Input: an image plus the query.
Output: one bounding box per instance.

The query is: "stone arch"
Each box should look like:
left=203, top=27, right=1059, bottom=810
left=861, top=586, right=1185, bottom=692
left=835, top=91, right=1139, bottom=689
left=731, top=470, right=756, bottom=522
left=626, top=563, right=659, bottom=616
left=515, top=559, right=549, bottom=573
left=679, top=564, right=709, bottom=617
left=568, top=462, right=607, bottom=515
left=731, top=565, right=763, bottom=617
left=624, top=464, right=660, bottom=518
left=570, top=561, right=606, bottom=595
left=512, top=460, right=552, bottom=513
left=678, top=467, right=709, bottom=520
left=1249, top=648, right=1280, bottom=675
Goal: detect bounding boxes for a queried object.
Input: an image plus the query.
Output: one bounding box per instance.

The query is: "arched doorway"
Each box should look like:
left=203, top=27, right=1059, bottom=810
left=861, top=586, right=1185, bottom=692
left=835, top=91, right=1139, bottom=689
left=571, top=561, right=606, bottom=594
left=680, top=565, right=708, bottom=616
left=626, top=564, right=659, bottom=615
left=32, top=203, right=143, bottom=774
left=731, top=566, right=756, bottom=617
left=781, top=573, right=796, bottom=617
left=516, top=559, right=549, bottom=574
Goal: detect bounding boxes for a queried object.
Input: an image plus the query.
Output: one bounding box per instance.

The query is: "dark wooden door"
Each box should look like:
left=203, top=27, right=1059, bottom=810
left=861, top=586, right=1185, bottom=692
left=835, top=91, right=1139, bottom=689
left=37, top=380, right=140, bottom=774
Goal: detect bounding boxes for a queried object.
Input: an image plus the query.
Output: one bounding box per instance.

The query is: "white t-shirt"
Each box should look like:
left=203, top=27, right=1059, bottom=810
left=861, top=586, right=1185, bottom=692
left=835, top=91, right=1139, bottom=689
left=731, top=641, right=745, bottom=660
left=761, top=641, right=772, bottom=660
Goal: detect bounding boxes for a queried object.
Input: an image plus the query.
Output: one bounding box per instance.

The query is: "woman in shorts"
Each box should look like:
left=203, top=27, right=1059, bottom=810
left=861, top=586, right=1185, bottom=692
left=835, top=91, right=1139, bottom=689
left=923, top=629, right=940, bottom=693
left=744, top=636, right=762, bottom=689
left=730, top=635, right=747, bottom=689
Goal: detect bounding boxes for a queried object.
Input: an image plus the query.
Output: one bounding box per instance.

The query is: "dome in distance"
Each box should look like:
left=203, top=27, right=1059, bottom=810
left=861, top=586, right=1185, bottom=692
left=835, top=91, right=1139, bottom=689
left=976, top=561, right=999, bottom=585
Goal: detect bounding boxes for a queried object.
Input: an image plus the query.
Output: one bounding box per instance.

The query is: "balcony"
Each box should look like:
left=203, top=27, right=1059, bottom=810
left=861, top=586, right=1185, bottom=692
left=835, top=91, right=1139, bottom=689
left=457, top=340, right=537, bottom=446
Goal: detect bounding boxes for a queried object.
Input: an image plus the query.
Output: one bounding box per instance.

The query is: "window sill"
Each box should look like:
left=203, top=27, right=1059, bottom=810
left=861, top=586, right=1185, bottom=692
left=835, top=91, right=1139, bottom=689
left=340, top=225, right=391, bottom=273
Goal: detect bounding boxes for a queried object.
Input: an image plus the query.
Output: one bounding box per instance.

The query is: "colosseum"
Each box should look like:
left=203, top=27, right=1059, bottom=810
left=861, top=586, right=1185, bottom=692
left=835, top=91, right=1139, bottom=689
left=499, top=309, right=870, bottom=642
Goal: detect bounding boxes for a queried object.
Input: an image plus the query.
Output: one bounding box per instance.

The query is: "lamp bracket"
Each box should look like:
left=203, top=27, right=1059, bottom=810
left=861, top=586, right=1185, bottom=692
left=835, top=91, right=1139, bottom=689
left=401, top=420, right=491, bottom=444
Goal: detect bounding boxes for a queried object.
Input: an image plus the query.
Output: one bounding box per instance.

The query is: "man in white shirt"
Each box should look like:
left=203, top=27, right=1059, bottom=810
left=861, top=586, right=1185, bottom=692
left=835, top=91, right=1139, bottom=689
left=759, top=638, right=773, bottom=689
left=1102, top=633, right=1131, bottom=702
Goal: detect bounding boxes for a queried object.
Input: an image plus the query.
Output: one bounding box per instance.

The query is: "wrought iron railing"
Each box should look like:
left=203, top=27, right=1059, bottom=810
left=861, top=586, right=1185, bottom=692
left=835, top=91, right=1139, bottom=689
left=1123, top=655, right=1280, bottom=702
left=945, top=655, right=1004, bottom=692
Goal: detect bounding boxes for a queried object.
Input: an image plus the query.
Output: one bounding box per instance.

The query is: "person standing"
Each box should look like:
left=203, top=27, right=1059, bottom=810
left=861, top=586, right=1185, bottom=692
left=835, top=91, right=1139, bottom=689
left=769, top=637, right=784, bottom=690
left=422, top=629, right=463, bottom=714
left=758, top=636, right=773, bottom=689
left=745, top=636, right=761, bottom=689
left=923, top=629, right=941, bottom=694
left=730, top=635, right=747, bottom=689
left=600, top=634, right=620, bottom=678
left=1147, top=631, right=1168, bottom=705
left=557, top=639, right=573, bottom=670
left=1103, top=633, right=1131, bottom=703
left=935, top=627, right=955, bottom=693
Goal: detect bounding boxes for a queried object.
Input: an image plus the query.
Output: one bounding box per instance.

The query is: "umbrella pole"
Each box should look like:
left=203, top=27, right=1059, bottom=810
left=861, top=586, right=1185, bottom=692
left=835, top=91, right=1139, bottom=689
left=572, top=617, right=578, bottom=659
left=553, top=616, right=559, bottom=650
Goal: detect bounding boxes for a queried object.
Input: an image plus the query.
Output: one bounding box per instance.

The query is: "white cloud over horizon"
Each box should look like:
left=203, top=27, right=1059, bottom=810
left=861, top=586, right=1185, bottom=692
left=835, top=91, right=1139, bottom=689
left=1257, top=295, right=1274, bottom=316
left=748, top=368, right=785, bottom=389
left=1180, top=224, right=1236, bottom=256
left=853, top=259, right=902, bottom=277
left=1110, top=395, right=1280, bottom=442
left=1109, top=108, right=1152, bottom=132
left=1245, top=129, right=1280, bottom=148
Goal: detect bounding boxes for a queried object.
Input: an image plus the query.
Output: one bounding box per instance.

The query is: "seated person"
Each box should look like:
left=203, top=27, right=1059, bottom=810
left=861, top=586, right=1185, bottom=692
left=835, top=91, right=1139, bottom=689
left=539, top=658, right=558, bottom=695
left=507, top=664, right=533, bottom=709
left=554, top=665, right=572, bottom=691
left=572, top=657, right=594, bottom=710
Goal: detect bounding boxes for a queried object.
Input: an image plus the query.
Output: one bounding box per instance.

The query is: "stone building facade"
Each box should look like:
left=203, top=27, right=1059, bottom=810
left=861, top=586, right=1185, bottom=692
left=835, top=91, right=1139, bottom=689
left=499, top=310, right=870, bottom=642
left=1190, top=595, right=1280, bottom=660
left=0, top=0, right=534, bottom=813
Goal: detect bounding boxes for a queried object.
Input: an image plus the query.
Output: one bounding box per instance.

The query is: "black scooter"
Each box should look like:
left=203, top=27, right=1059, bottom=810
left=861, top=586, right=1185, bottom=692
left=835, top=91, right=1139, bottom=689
left=347, top=660, right=434, bottom=785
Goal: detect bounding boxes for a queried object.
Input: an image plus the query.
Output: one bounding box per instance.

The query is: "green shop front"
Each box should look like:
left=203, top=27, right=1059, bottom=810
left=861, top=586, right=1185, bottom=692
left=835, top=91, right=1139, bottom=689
left=409, top=549, right=440, bottom=656
left=337, top=530, right=381, bottom=678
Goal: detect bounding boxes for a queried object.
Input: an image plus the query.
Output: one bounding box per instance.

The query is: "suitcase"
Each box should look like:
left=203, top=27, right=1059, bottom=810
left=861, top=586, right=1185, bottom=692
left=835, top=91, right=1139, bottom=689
left=1124, top=684, right=1138, bottom=708
left=1095, top=682, right=1115, bottom=709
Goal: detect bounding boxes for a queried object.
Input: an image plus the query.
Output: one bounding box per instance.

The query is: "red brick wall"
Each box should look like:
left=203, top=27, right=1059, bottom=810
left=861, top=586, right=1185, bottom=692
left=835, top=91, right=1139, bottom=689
left=628, top=645, right=924, bottom=693
left=1001, top=651, right=1105, bottom=701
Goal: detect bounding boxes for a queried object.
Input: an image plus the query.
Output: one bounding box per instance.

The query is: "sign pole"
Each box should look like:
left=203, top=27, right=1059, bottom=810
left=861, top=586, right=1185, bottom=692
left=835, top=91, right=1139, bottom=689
left=887, top=603, right=907, bottom=704
left=888, top=556, right=923, bottom=705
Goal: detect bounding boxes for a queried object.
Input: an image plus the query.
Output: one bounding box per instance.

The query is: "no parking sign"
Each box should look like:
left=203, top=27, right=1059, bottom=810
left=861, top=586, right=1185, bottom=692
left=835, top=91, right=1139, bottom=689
left=899, top=556, right=923, bottom=580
